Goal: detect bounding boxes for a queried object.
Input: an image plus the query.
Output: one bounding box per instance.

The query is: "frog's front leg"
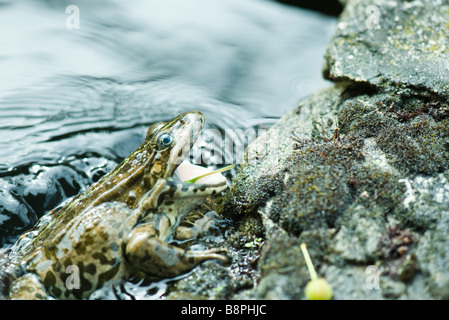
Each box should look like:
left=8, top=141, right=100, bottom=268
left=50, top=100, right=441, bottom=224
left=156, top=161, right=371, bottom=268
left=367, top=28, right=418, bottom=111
left=125, top=224, right=228, bottom=278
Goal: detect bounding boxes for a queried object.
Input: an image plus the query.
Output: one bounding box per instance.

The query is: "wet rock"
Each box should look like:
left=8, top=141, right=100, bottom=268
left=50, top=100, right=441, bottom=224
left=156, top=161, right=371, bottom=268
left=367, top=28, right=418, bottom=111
left=415, top=210, right=449, bottom=298
left=323, top=0, right=449, bottom=99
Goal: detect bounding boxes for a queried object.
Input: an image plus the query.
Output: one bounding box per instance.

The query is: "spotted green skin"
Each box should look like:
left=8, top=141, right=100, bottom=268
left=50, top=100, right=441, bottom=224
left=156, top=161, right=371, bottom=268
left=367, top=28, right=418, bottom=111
left=7, top=111, right=228, bottom=299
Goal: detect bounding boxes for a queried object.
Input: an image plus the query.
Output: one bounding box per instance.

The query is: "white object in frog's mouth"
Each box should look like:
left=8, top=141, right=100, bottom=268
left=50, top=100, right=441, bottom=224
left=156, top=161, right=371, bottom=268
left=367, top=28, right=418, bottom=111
left=174, top=160, right=227, bottom=186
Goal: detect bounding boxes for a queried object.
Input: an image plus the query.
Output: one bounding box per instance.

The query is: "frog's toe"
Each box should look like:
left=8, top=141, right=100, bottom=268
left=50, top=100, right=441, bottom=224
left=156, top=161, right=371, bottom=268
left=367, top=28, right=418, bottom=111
left=197, top=247, right=230, bottom=265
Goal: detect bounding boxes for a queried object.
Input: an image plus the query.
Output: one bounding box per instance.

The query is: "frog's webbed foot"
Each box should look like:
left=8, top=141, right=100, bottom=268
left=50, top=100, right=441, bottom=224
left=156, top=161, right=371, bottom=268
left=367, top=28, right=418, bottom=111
left=125, top=227, right=228, bottom=278
left=174, top=210, right=223, bottom=241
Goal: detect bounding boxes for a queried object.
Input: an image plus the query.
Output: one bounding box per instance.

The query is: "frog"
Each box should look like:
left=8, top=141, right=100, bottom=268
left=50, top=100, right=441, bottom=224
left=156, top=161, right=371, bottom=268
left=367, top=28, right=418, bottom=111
left=1, top=111, right=229, bottom=300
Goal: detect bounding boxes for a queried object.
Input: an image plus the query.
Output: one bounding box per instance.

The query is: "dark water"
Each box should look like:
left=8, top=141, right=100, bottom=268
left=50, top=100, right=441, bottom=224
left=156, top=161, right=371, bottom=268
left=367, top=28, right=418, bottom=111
left=0, top=0, right=335, bottom=260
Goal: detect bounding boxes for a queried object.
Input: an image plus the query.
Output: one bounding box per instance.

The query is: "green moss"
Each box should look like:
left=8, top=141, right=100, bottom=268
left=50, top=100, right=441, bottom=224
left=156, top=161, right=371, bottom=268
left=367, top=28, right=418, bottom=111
left=339, top=97, right=449, bottom=175
left=221, top=169, right=285, bottom=219
left=377, top=117, right=449, bottom=174
left=266, top=134, right=365, bottom=236
left=352, top=166, right=406, bottom=216
left=260, top=115, right=413, bottom=237
left=227, top=213, right=265, bottom=249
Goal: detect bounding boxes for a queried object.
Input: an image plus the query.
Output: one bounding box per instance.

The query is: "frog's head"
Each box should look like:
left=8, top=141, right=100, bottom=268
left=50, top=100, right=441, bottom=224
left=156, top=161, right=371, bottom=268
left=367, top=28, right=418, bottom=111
left=145, top=111, right=204, bottom=181
left=144, top=111, right=228, bottom=204
left=117, top=111, right=227, bottom=212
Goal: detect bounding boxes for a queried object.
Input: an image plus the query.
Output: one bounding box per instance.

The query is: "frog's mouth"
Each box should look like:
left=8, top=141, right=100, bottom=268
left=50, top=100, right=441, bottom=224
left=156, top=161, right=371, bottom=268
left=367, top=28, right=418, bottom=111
left=171, top=160, right=228, bottom=196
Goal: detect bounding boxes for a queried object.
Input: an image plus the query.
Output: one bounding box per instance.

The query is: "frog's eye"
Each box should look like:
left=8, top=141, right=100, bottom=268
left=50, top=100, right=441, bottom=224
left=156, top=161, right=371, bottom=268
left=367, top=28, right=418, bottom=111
left=156, top=132, right=174, bottom=150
